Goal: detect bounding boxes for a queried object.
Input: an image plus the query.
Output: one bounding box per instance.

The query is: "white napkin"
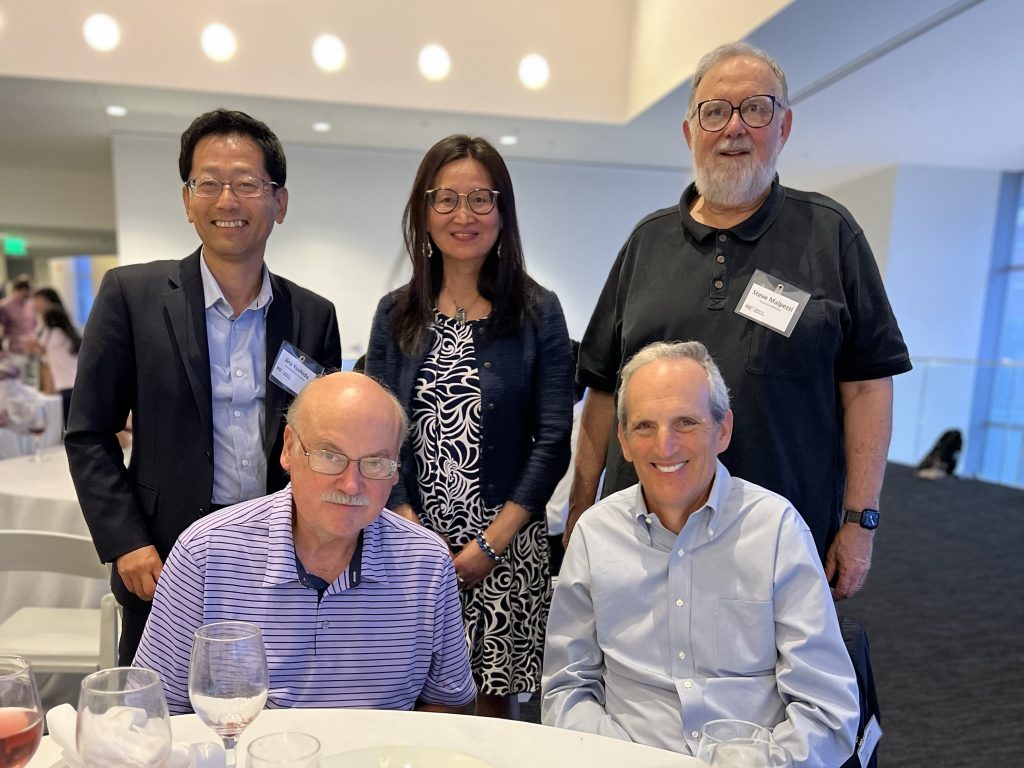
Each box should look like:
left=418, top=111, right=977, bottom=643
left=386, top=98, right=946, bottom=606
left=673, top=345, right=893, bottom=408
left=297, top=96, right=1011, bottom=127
left=46, top=703, right=225, bottom=767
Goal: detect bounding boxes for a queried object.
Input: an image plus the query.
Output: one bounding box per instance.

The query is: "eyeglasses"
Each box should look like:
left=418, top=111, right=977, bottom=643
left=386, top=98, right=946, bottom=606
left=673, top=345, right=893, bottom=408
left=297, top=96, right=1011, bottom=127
left=292, top=430, right=400, bottom=480
left=185, top=176, right=280, bottom=198
left=426, top=188, right=499, bottom=215
left=695, top=94, right=778, bottom=132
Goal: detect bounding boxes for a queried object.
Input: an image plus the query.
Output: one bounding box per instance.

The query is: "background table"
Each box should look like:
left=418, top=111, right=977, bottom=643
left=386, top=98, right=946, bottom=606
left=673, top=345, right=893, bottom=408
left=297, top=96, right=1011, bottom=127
left=0, top=392, right=63, bottom=459
left=29, top=707, right=696, bottom=767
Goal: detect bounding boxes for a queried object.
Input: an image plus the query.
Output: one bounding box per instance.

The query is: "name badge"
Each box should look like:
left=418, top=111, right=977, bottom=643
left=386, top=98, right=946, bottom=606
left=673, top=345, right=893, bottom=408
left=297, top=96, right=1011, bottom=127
left=269, top=341, right=324, bottom=397
left=734, top=269, right=810, bottom=337
left=857, top=715, right=883, bottom=767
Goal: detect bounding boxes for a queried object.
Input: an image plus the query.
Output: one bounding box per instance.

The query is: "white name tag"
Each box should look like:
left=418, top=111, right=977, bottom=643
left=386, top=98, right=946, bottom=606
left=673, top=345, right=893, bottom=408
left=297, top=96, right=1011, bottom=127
left=269, top=341, right=324, bottom=397
left=734, top=269, right=810, bottom=337
left=857, top=715, right=882, bottom=767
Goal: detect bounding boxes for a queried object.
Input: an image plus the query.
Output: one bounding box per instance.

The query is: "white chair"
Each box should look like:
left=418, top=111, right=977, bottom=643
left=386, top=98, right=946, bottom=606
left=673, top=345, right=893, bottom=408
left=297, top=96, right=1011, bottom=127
left=0, top=530, right=118, bottom=673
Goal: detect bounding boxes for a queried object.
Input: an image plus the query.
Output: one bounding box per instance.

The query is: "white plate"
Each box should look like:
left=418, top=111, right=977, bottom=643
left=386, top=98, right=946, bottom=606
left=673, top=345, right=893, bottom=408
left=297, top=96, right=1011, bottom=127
left=324, top=745, right=495, bottom=768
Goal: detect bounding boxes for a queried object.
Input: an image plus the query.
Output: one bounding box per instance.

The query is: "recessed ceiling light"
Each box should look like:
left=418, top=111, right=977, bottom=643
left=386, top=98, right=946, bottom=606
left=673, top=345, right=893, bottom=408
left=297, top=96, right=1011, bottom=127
left=498, top=135, right=519, bottom=146
left=312, top=34, right=346, bottom=72
left=519, top=54, right=550, bottom=90
left=105, top=105, right=127, bottom=117
left=312, top=121, right=332, bottom=133
left=418, top=44, right=451, bottom=82
left=83, top=13, right=121, bottom=52
left=201, top=23, right=237, bottom=62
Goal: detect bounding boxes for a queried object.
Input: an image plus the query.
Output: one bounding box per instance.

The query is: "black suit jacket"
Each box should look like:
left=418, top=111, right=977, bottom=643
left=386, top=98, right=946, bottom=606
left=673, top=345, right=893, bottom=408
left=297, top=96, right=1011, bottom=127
left=66, top=249, right=341, bottom=608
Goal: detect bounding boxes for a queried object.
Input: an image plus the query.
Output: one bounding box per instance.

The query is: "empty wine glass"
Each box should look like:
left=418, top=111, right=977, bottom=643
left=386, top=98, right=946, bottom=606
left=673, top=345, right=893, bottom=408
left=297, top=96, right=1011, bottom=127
left=26, top=404, right=47, bottom=462
left=76, top=667, right=172, bottom=768
left=0, top=656, right=42, bottom=768
left=247, top=732, right=321, bottom=768
left=189, top=621, right=269, bottom=767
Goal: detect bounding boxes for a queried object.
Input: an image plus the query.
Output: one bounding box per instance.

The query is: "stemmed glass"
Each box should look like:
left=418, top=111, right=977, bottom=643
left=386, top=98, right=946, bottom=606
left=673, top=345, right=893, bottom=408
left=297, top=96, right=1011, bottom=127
left=189, top=621, right=269, bottom=767
left=26, top=405, right=47, bottom=462
left=76, top=667, right=172, bottom=768
left=0, top=656, right=42, bottom=768
left=247, top=732, right=322, bottom=768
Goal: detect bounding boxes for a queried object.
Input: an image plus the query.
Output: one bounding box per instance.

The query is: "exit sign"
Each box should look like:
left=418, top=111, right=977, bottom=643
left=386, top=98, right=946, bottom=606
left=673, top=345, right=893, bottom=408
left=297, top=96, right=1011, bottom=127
left=3, top=237, right=27, bottom=256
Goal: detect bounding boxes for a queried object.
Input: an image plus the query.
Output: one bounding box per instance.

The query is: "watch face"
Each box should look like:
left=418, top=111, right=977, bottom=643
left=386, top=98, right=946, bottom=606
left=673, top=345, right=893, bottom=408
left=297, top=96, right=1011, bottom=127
left=862, top=509, right=880, bottom=529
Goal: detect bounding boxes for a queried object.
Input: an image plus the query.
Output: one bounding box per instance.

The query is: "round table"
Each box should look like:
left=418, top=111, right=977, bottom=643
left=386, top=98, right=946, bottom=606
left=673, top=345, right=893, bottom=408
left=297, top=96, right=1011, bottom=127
left=29, top=707, right=696, bottom=767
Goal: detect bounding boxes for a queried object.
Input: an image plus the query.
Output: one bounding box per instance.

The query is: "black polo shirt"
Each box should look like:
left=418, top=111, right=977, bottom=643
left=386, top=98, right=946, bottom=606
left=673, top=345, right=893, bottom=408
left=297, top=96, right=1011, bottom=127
left=579, top=179, right=911, bottom=558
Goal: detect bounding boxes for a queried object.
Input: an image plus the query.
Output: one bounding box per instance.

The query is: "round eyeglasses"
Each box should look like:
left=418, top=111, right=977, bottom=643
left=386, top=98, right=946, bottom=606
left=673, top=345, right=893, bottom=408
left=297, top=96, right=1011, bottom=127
left=186, top=176, right=280, bottom=198
left=695, top=94, right=778, bottom=132
left=292, top=430, right=399, bottom=480
left=426, top=188, right=499, bottom=215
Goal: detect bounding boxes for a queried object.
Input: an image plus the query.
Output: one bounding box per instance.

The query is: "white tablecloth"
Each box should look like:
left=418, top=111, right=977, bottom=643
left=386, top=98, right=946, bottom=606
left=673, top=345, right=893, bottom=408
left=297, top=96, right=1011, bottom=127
left=0, top=392, right=64, bottom=459
left=28, top=707, right=696, bottom=767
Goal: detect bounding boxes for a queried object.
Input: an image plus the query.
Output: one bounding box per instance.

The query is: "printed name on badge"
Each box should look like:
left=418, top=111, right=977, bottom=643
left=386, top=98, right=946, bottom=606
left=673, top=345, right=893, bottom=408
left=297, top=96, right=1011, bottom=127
left=734, top=269, right=811, bottom=338
left=269, top=341, right=325, bottom=397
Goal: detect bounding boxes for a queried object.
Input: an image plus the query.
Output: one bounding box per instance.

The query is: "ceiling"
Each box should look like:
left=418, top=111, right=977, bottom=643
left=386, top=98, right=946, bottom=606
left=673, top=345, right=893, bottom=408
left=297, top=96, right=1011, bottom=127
left=0, top=0, right=1021, bottom=259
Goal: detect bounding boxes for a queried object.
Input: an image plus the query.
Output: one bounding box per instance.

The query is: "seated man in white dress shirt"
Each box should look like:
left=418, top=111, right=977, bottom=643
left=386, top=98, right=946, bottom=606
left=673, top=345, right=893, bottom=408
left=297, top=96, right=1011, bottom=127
left=542, top=341, right=859, bottom=767
left=135, top=371, right=475, bottom=713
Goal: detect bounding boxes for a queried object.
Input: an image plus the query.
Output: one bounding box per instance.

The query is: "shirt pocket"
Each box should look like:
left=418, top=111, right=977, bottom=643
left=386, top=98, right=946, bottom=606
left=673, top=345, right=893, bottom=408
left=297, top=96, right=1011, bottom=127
left=744, top=297, right=825, bottom=378
left=714, top=599, right=776, bottom=674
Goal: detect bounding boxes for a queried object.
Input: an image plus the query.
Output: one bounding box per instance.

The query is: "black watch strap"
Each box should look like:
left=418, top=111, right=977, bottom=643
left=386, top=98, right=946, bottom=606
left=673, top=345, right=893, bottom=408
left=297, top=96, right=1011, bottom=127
left=844, top=508, right=879, bottom=530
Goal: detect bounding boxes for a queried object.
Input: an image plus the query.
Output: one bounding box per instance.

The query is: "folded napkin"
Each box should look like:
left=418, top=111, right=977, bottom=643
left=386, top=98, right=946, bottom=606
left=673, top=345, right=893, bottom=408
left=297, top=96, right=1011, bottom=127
left=46, top=703, right=225, bottom=767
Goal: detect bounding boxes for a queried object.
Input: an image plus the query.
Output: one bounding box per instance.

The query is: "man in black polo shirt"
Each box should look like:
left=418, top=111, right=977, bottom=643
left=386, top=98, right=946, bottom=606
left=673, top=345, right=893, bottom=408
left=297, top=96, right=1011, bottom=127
left=567, top=41, right=911, bottom=601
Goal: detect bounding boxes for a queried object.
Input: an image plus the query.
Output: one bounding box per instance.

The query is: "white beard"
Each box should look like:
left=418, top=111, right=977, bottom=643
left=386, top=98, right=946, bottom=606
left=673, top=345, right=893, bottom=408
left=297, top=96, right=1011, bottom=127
left=692, top=139, right=780, bottom=208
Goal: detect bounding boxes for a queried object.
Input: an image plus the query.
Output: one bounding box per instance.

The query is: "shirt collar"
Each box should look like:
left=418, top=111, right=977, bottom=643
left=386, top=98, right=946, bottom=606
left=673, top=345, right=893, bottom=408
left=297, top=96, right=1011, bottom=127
left=630, top=459, right=733, bottom=546
left=677, top=176, right=785, bottom=243
left=199, top=246, right=273, bottom=316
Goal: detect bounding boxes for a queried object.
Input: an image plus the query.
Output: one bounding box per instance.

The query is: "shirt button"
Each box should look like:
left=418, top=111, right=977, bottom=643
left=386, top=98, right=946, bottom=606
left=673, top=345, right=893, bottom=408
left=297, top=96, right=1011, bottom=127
left=683, top=680, right=693, bottom=689
left=233, top=410, right=241, bottom=418
left=716, top=254, right=725, bottom=264
left=718, top=233, right=727, bottom=242
left=678, top=651, right=687, bottom=660
left=691, top=731, right=699, bottom=739
left=675, top=598, right=684, bottom=607
left=713, top=279, right=724, bottom=289
left=322, top=621, right=330, bottom=629
left=235, top=369, right=243, bottom=377
left=241, top=459, right=250, bottom=468
left=677, top=549, right=685, bottom=557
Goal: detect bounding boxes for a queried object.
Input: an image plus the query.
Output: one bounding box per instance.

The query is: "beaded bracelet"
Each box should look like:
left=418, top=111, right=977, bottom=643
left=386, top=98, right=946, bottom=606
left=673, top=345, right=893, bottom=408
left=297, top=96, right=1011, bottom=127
left=475, top=532, right=506, bottom=563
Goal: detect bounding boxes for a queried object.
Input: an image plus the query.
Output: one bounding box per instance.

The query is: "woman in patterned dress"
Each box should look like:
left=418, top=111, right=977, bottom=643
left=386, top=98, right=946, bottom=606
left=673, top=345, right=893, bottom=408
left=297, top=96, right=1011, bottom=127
left=366, top=135, right=574, bottom=718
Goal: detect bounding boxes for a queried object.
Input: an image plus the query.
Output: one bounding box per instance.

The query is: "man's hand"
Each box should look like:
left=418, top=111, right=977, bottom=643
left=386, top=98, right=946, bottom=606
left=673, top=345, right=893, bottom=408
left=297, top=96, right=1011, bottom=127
left=116, top=545, right=164, bottom=601
left=824, top=524, right=874, bottom=601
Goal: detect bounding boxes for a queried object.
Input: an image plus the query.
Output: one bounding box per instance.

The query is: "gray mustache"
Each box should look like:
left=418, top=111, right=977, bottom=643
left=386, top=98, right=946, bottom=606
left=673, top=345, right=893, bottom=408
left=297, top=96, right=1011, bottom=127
left=321, top=491, right=370, bottom=506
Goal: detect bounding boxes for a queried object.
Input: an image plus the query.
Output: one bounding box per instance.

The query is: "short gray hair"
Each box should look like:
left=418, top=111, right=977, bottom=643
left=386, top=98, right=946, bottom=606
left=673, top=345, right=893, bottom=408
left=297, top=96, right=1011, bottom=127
left=686, top=41, right=789, bottom=119
left=617, top=341, right=731, bottom=425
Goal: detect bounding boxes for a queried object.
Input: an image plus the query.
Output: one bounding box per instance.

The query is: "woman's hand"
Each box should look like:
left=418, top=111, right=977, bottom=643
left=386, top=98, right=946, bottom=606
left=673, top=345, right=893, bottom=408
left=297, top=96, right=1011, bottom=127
left=453, top=540, right=496, bottom=590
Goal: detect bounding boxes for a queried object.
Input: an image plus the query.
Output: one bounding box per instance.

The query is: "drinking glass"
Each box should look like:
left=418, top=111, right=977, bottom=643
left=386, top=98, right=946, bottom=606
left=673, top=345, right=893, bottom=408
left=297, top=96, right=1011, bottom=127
left=0, top=656, right=42, bottom=768
left=697, top=719, right=771, bottom=762
left=702, top=738, right=791, bottom=768
left=26, top=405, right=47, bottom=462
left=76, top=667, right=172, bottom=768
left=188, top=621, right=269, bottom=767
left=247, top=732, right=321, bottom=768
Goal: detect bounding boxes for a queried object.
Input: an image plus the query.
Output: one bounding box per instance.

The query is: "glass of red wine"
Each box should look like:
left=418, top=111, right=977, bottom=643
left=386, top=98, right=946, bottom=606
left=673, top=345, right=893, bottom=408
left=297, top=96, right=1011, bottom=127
left=26, top=405, right=47, bottom=463
left=0, top=656, right=43, bottom=768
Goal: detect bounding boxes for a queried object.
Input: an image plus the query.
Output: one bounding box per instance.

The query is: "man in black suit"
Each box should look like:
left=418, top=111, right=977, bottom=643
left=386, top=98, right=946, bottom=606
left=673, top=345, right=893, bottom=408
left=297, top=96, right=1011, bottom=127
left=66, top=109, right=342, bottom=663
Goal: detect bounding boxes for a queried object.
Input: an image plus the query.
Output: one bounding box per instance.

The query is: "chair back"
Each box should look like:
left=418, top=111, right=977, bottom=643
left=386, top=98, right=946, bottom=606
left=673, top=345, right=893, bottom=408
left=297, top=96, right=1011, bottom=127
left=838, top=615, right=881, bottom=768
left=0, top=530, right=107, bottom=580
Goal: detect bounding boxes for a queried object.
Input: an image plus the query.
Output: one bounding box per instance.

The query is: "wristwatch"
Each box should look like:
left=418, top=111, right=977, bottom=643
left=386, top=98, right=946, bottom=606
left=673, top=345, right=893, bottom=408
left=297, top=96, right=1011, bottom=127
left=844, top=508, right=880, bottom=530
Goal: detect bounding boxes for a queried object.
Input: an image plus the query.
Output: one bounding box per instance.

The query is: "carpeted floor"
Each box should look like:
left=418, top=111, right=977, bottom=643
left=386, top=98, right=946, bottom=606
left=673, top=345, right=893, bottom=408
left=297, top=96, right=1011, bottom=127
left=523, top=463, right=1024, bottom=767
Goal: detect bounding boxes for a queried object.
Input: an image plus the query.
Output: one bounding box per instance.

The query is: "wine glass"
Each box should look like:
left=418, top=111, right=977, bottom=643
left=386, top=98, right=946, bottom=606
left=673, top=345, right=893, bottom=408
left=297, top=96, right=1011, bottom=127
left=76, top=667, right=172, bottom=768
left=0, top=656, right=42, bottom=768
left=247, top=732, right=321, bottom=768
left=188, top=621, right=269, bottom=767
left=26, top=404, right=47, bottom=462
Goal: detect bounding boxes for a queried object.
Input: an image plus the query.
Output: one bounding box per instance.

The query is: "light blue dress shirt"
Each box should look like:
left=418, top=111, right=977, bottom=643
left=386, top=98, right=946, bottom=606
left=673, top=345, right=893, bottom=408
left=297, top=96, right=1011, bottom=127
left=542, top=460, right=859, bottom=767
left=200, top=253, right=272, bottom=505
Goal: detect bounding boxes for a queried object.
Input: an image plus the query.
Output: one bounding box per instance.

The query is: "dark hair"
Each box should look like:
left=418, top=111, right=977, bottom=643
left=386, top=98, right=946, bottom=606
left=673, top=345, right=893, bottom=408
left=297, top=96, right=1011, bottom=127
left=393, top=134, right=531, bottom=355
left=178, top=109, right=287, bottom=186
left=13, top=277, right=31, bottom=292
left=42, top=307, right=82, bottom=355
left=34, top=287, right=66, bottom=312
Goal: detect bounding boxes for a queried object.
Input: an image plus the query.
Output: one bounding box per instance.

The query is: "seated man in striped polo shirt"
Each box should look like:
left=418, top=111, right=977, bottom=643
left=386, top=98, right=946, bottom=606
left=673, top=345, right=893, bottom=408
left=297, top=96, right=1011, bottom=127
left=135, top=371, right=475, bottom=713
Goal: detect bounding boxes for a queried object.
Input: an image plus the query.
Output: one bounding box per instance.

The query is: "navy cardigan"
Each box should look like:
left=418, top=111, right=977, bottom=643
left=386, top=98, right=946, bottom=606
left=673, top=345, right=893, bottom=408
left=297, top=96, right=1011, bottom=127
left=365, top=285, right=574, bottom=522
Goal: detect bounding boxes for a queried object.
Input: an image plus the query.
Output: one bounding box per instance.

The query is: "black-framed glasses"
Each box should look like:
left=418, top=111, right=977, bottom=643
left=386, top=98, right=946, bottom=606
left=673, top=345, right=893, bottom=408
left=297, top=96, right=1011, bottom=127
left=426, top=188, right=499, bottom=215
left=695, top=94, right=778, bottom=132
left=185, top=176, right=280, bottom=198
left=292, top=430, right=399, bottom=480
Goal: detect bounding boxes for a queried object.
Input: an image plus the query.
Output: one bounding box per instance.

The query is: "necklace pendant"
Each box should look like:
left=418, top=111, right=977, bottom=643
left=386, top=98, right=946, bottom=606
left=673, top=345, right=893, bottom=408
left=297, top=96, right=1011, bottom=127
left=455, top=306, right=467, bottom=325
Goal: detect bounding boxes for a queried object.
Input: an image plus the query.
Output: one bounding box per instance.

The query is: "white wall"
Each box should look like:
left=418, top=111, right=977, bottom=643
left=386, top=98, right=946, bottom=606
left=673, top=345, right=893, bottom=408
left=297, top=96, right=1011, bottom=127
left=111, top=134, right=685, bottom=356
left=0, top=167, right=115, bottom=230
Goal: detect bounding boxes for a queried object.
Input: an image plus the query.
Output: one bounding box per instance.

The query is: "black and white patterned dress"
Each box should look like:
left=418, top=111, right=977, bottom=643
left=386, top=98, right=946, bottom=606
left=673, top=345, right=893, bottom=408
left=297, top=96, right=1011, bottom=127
left=411, top=311, right=550, bottom=696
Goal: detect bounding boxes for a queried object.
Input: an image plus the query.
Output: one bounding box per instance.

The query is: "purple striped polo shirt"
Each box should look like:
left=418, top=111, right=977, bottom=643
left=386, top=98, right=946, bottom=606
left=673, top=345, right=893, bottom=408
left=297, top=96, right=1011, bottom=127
left=135, top=486, right=475, bottom=713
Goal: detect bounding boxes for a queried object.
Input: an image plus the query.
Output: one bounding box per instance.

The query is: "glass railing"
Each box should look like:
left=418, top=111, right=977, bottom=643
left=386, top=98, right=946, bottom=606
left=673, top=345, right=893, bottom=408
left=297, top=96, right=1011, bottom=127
left=891, top=357, right=1024, bottom=488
